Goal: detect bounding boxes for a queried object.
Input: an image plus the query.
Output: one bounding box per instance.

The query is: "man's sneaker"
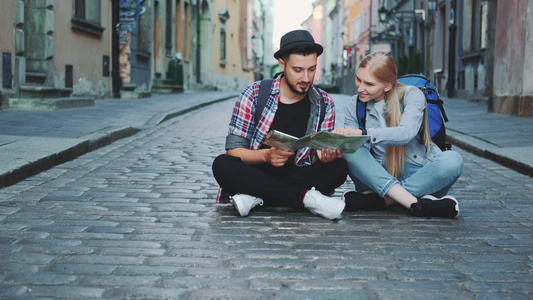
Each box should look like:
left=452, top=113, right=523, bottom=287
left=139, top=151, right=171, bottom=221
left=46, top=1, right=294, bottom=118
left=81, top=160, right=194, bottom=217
left=342, top=191, right=386, bottom=211
left=410, top=195, right=460, bottom=219
left=232, top=194, right=263, bottom=217
left=303, top=187, right=345, bottom=220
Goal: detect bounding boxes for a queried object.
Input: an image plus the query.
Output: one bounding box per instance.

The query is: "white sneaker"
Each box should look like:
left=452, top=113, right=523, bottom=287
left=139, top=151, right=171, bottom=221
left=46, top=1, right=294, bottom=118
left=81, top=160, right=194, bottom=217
left=232, top=194, right=263, bottom=217
left=303, top=187, right=345, bottom=220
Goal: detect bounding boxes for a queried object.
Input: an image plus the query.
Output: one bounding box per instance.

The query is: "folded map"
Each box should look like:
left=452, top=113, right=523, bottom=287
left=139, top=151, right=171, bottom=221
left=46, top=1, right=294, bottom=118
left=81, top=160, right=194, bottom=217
left=263, top=130, right=370, bottom=153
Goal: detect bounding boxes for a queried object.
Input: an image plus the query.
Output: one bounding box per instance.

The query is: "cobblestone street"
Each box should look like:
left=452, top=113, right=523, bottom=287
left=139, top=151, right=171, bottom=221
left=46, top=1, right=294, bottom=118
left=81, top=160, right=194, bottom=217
left=1, top=99, right=532, bottom=299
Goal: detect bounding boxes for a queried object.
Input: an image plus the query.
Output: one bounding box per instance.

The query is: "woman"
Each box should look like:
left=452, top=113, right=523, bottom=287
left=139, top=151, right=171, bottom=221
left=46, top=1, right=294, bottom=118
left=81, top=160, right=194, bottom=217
left=336, top=52, right=463, bottom=218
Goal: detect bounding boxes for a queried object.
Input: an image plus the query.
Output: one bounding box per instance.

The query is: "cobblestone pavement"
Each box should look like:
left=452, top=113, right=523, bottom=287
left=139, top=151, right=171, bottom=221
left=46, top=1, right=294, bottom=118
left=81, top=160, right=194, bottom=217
left=1, top=99, right=532, bottom=299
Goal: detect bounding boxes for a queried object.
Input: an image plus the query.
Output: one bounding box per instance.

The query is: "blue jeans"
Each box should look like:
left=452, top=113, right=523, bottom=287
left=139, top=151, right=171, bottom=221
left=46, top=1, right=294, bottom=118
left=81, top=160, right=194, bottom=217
left=342, top=147, right=463, bottom=198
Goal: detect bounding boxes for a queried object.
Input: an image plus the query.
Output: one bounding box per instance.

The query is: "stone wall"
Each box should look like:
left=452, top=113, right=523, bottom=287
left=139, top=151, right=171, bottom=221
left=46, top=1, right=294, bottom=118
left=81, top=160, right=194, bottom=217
left=490, top=0, right=533, bottom=116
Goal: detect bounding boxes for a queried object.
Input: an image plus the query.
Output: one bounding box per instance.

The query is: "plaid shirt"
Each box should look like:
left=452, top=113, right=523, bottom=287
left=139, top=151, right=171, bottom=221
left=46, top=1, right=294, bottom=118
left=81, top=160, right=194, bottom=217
left=227, top=75, right=336, bottom=166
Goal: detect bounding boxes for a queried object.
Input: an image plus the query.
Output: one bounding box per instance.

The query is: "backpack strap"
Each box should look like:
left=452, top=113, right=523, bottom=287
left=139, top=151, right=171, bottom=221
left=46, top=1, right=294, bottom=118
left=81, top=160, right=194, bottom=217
left=255, top=79, right=274, bottom=124
left=315, top=87, right=326, bottom=130
left=256, top=79, right=326, bottom=130
left=356, top=96, right=367, bottom=129
left=426, top=98, right=449, bottom=122
left=423, top=86, right=449, bottom=123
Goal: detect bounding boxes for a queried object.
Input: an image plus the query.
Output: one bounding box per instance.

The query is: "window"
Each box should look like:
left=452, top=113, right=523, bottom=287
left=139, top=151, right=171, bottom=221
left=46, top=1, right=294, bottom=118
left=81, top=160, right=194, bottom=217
left=65, top=65, right=73, bottom=88
left=470, top=0, right=482, bottom=51
left=480, top=1, right=488, bottom=49
left=219, top=8, right=229, bottom=65
left=176, top=0, right=190, bottom=59
left=2, top=52, right=12, bottom=88
left=74, top=0, right=85, bottom=19
left=220, top=28, right=226, bottom=63
left=71, top=0, right=105, bottom=36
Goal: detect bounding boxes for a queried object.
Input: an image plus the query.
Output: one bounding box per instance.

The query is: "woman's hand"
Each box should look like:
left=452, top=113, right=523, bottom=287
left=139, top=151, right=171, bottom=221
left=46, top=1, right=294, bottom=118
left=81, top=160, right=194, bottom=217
left=333, top=127, right=364, bottom=136
left=316, top=148, right=342, bottom=163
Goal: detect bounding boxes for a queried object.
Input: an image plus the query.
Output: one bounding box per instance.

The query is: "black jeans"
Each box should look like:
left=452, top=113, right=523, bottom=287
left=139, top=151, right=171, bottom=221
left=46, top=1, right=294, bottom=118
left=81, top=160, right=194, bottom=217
left=212, top=154, right=348, bottom=208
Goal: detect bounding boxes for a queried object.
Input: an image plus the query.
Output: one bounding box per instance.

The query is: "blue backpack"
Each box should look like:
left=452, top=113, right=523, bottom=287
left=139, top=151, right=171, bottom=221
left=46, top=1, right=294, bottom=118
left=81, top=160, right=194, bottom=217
left=356, top=74, right=450, bottom=151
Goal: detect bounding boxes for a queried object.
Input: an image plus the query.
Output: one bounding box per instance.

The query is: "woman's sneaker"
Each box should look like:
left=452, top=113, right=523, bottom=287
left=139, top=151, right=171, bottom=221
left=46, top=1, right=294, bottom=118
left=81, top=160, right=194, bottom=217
left=232, top=194, right=263, bottom=217
left=342, top=191, right=386, bottom=211
left=303, top=187, right=345, bottom=220
left=410, top=195, right=460, bottom=219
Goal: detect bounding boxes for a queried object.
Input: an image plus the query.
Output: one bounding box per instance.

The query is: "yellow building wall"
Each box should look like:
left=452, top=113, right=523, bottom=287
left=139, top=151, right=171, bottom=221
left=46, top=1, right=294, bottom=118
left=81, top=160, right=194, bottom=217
left=0, top=1, right=16, bottom=55
left=211, top=0, right=254, bottom=90
left=0, top=1, right=17, bottom=89
left=53, top=2, right=113, bottom=97
left=344, top=0, right=361, bottom=46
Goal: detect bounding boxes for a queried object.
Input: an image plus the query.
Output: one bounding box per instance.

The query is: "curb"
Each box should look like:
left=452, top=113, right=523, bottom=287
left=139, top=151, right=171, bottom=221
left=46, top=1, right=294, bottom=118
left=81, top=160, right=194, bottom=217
left=144, top=95, right=237, bottom=126
left=0, top=127, right=140, bottom=189
left=0, top=95, right=238, bottom=189
left=447, top=132, right=533, bottom=177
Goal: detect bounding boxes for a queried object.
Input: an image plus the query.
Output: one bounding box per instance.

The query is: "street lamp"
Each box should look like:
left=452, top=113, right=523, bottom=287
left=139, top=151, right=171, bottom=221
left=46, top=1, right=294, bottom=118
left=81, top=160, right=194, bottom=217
left=375, top=5, right=427, bottom=74
left=378, top=5, right=425, bottom=23
left=428, top=0, right=437, bottom=12
left=378, top=5, right=388, bottom=23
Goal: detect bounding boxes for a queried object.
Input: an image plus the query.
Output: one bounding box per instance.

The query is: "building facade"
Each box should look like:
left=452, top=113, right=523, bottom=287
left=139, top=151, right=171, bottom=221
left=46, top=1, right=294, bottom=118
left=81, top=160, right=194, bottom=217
left=1, top=0, right=113, bottom=109
left=1, top=0, right=19, bottom=107
left=489, top=0, right=533, bottom=116
left=2, top=0, right=531, bottom=116
left=0, top=0, right=264, bottom=110
left=302, top=0, right=532, bottom=116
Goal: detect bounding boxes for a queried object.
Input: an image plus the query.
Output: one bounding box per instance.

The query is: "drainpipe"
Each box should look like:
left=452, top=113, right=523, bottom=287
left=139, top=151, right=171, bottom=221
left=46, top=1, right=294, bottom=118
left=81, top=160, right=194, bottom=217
left=196, top=0, right=201, bottom=84
left=111, top=0, right=122, bottom=98
left=447, top=0, right=457, bottom=98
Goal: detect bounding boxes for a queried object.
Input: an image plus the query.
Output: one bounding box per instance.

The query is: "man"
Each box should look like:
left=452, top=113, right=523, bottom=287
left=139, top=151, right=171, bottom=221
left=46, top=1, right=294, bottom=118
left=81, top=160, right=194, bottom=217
left=212, top=30, right=348, bottom=219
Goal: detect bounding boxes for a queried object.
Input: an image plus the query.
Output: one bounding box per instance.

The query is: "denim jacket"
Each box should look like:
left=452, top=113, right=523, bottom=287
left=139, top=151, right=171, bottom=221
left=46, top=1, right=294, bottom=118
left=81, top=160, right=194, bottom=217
left=344, top=87, right=441, bottom=167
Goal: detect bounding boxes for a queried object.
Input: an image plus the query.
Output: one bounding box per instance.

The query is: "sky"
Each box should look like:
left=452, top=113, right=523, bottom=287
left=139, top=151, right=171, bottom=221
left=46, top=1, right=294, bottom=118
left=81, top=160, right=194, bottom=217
left=272, top=0, right=315, bottom=50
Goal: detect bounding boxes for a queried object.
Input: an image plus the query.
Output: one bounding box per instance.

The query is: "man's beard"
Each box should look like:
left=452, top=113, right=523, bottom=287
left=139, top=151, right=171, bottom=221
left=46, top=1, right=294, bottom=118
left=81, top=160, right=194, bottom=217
left=284, top=76, right=309, bottom=95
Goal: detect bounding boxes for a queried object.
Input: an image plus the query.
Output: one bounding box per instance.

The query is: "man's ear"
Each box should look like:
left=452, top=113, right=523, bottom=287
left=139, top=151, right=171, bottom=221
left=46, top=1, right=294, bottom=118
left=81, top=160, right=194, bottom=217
left=278, top=58, right=285, bottom=72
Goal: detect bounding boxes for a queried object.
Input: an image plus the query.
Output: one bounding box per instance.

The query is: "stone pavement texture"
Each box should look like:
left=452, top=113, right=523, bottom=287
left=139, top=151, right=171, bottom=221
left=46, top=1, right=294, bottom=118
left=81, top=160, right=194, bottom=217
left=1, top=92, right=532, bottom=189
left=0, top=92, right=532, bottom=299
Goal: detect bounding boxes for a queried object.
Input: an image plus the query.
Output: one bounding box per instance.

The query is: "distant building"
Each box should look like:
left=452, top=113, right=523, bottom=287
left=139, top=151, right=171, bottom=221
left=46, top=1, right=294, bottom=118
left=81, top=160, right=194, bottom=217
left=301, top=0, right=532, bottom=116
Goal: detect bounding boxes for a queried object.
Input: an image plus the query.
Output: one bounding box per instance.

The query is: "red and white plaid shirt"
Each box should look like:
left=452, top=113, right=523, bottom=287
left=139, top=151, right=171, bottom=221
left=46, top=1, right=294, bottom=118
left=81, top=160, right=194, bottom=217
left=227, top=75, right=336, bottom=166
left=217, top=76, right=336, bottom=203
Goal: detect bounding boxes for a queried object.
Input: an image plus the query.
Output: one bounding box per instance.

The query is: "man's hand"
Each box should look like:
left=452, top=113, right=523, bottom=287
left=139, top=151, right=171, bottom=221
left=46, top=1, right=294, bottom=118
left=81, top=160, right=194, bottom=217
left=227, top=147, right=293, bottom=166
left=264, top=148, right=294, bottom=167
left=316, top=148, right=342, bottom=163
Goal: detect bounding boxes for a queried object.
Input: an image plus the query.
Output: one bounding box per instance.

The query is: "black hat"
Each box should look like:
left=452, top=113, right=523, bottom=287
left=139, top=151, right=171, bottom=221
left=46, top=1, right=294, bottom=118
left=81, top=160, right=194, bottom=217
left=273, top=30, right=323, bottom=59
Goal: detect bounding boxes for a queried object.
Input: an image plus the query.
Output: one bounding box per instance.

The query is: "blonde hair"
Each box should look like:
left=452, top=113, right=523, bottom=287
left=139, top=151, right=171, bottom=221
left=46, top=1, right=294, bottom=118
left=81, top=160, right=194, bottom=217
left=358, top=52, right=432, bottom=178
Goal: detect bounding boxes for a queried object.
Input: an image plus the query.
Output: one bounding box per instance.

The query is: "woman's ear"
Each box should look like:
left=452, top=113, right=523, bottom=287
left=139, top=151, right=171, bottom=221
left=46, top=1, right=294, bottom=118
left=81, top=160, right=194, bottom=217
left=384, top=82, right=393, bottom=92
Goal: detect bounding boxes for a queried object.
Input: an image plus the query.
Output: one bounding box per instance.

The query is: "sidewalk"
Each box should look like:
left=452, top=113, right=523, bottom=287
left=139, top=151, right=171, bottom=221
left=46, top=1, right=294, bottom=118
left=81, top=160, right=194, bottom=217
left=443, top=97, right=533, bottom=176
left=1, top=92, right=532, bottom=189
left=0, top=91, right=238, bottom=188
